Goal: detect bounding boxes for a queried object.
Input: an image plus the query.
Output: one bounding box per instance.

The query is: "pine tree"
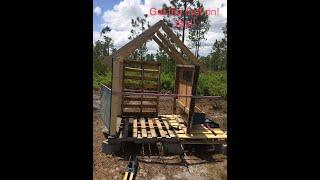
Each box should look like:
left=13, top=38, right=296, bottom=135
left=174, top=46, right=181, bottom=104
left=188, top=2, right=210, bottom=58
left=128, top=14, right=150, bottom=60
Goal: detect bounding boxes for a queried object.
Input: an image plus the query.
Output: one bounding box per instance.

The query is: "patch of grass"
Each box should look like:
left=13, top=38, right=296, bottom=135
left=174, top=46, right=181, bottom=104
left=93, top=72, right=111, bottom=91
left=197, top=71, right=227, bottom=98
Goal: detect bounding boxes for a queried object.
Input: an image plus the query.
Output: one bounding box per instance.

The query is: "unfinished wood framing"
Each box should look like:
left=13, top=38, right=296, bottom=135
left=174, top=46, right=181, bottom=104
left=101, top=20, right=225, bottom=144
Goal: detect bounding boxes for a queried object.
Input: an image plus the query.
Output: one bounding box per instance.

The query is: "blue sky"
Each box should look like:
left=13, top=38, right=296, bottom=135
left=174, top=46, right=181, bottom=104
left=93, top=0, right=227, bottom=56
left=93, top=0, right=122, bottom=32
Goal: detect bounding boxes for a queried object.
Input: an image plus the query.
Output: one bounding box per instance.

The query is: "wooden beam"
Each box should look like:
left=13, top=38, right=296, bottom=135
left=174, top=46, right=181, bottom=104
left=110, top=58, right=124, bottom=136
left=161, top=22, right=207, bottom=72
left=124, top=60, right=160, bottom=66
left=104, top=20, right=163, bottom=66
left=176, top=64, right=195, bottom=68
left=155, top=31, right=187, bottom=65
left=152, top=36, right=185, bottom=65
left=187, top=65, right=200, bottom=134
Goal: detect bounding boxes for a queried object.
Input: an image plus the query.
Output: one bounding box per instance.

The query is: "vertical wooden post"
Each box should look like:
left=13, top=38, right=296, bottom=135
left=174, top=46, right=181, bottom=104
left=110, top=57, right=124, bottom=136
left=187, top=65, right=200, bottom=134
left=140, top=59, right=144, bottom=114
left=173, top=66, right=180, bottom=114
left=156, top=63, right=160, bottom=116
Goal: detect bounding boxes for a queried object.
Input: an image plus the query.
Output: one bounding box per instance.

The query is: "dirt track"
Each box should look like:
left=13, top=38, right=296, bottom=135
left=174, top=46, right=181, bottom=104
left=93, top=91, right=227, bottom=180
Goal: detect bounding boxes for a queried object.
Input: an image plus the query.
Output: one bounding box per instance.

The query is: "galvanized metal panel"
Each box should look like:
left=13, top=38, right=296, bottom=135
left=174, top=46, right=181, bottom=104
left=100, top=84, right=112, bottom=132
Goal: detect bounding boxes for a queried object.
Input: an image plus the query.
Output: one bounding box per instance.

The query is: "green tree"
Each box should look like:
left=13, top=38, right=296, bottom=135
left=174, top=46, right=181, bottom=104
left=128, top=14, right=150, bottom=60
left=209, top=23, right=227, bottom=71
left=100, top=26, right=114, bottom=56
left=163, top=0, right=195, bottom=43
left=188, top=2, right=210, bottom=58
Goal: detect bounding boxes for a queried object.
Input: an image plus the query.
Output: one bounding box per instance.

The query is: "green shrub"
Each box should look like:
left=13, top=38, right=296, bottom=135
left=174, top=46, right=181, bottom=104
left=160, top=73, right=174, bottom=92
left=197, top=71, right=227, bottom=98
left=93, top=71, right=111, bottom=91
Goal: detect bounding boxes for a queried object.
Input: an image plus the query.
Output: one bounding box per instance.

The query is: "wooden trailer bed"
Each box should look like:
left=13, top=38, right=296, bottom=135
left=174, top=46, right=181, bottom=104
left=108, top=115, right=226, bottom=144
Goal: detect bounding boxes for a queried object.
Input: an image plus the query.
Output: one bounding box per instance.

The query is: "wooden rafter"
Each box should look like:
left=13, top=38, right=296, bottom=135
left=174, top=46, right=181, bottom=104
left=152, top=35, right=185, bottom=65
left=155, top=31, right=187, bottom=65
left=104, top=20, right=163, bottom=67
left=161, top=22, right=207, bottom=72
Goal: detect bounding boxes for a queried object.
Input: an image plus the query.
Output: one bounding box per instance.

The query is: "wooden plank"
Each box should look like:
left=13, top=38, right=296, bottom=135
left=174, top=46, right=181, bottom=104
left=148, top=119, right=157, bottom=138
left=176, top=116, right=185, bottom=123
left=143, top=83, right=158, bottom=90
left=125, top=67, right=159, bottom=73
left=110, top=58, right=124, bottom=136
left=156, top=31, right=187, bottom=65
left=123, top=89, right=158, bottom=93
left=162, top=120, right=176, bottom=137
left=152, top=35, right=186, bottom=65
left=124, top=75, right=158, bottom=81
left=161, top=22, right=207, bottom=72
left=123, top=104, right=157, bottom=109
left=212, top=128, right=224, bottom=135
left=123, top=172, right=129, bottom=180
left=123, top=96, right=158, bottom=101
left=174, top=129, right=185, bottom=134
left=187, top=65, right=200, bottom=134
left=129, top=172, right=134, bottom=180
left=176, top=133, right=227, bottom=139
left=133, top=119, right=137, bottom=138
left=176, top=64, right=195, bottom=68
left=122, top=112, right=157, bottom=116
left=140, top=118, right=148, bottom=138
left=124, top=60, right=160, bottom=66
left=177, top=100, right=189, bottom=115
left=155, top=118, right=168, bottom=138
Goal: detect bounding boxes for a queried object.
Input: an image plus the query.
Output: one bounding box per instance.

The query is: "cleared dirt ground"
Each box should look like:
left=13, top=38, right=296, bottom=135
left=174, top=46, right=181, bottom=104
left=93, top=91, right=227, bottom=180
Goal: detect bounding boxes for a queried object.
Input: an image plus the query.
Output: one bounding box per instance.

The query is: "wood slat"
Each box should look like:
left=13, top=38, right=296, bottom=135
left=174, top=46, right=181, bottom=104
left=123, top=172, right=129, bottom=180
left=124, top=67, right=159, bottom=73
left=161, top=22, right=207, bottom=72
left=122, top=112, right=157, bottom=116
left=148, top=119, right=157, bottom=138
left=124, top=75, right=158, bottom=81
left=176, top=134, right=227, bottom=139
left=143, top=83, right=158, bottom=90
left=129, top=172, right=134, bottom=180
left=123, top=96, right=158, bottom=101
left=133, top=119, right=137, bottom=138
left=155, top=118, right=168, bottom=138
left=162, top=120, right=176, bottom=137
left=156, top=31, right=187, bottom=65
left=123, top=89, right=158, bottom=93
left=140, top=118, right=148, bottom=138
left=212, top=128, right=224, bottom=135
left=123, top=104, right=157, bottom=108
left=124, top=60, right=160, bottom=66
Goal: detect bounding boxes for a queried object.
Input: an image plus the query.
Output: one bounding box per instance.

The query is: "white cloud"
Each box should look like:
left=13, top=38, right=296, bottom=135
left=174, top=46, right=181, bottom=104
left=93, top=31, right=103, bottom=43
left=94, top=6, right=102, bottom=16
left=94, top=0, right=227, bottom=57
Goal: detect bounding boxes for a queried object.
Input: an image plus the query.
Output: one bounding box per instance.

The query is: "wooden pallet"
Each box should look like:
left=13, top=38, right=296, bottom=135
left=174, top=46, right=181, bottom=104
left=161, top=115, right=227, bottom=140
left=121, top=60, right=160, bottom=117
left=112, top=115, right=227, bottom=144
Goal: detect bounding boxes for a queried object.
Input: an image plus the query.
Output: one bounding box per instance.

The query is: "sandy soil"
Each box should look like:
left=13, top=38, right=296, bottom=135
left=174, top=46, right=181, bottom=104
left=93, top=91, right=227, bottom=180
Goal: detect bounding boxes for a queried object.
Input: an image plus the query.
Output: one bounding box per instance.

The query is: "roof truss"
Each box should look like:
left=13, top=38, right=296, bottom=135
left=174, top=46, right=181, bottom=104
left=103, top=20, right=207, bottom=72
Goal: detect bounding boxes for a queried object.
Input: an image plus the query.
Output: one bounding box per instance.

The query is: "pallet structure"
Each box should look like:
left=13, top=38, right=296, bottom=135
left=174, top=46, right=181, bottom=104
left=101, top=20, right=227, bottom=153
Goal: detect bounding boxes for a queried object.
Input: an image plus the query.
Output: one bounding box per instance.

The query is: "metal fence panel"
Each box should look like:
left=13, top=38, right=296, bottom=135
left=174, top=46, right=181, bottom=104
left=100, top=84, right=111, bottom=131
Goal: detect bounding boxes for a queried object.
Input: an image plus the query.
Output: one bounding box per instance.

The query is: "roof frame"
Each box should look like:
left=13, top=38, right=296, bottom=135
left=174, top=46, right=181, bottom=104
left=103, top=20, right=207, bottom=72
